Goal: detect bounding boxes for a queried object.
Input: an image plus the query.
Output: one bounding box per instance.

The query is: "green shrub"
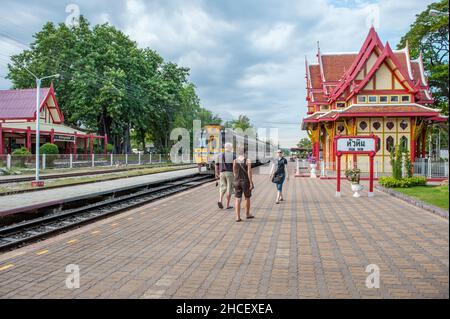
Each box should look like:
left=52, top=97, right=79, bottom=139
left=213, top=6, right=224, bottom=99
left=12, top=146, right=31, bottom=156
left=379, top=176, right=427, bottom=188
left=40, top=143, right=59, bottom=168
left=40, top=143, right=59, bottom=155
left=12, top=147, right=31, bottom=168
left=404, top=150, right=413, bottom=178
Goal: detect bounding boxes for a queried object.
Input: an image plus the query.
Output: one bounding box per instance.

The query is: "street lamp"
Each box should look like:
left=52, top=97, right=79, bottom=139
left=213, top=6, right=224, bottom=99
left=23, top=68, right=59, bottom=186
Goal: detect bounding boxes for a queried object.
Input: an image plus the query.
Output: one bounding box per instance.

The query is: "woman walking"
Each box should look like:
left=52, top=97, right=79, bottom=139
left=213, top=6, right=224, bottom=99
left=270, top=149, right=289, bottom=204
left=233, top=145, right=254, bottom=222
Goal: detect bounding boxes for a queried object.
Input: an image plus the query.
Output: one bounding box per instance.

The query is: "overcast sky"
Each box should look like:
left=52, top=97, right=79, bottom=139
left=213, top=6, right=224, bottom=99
left=0, top=0, right=433, bottom=147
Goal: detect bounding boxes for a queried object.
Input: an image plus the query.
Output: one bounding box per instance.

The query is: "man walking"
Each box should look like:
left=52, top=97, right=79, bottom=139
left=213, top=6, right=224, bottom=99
left=215, top=142, right=235, bottom=209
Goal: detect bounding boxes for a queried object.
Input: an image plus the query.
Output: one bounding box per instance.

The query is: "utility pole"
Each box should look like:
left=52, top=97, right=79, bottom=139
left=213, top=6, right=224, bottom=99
left=24, top=67, right=59, bottom=186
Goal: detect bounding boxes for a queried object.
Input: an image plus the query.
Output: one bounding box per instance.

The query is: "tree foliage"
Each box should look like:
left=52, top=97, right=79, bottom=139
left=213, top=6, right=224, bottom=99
left=225, top=115, right=252, bottom=131
left=397, top=0, right=449, bottom=115
left=7, top=16, right=221, bottom=153
left=297, top=138, right=312, bottom=150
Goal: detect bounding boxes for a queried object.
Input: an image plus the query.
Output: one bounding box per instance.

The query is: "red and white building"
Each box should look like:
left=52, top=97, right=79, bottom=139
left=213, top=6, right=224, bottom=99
left=0, top=84, right=107, bottom=155
left=302, top=27, right=447, bottom=172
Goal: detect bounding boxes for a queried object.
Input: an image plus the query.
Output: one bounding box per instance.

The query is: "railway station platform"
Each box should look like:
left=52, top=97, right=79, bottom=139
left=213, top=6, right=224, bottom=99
left=0, top=167, right=199, bottom=215
left=0, top=164, right=448, bottom=299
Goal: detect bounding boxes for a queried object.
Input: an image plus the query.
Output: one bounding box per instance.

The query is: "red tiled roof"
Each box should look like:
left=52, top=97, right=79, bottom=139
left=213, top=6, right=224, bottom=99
left=309, top=64, right=322, bottom=88
left=312, top=92, right=327, bottom=102
left=0, top=88, right=50, bottom=119
left=321, top=54, right=357, bottom=82
left=394, top=52, right=409, bottom=79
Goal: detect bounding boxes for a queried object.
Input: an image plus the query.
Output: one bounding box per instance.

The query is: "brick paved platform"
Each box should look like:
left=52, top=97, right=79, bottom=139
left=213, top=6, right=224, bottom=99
left=0, top=164, right=448, bottom=299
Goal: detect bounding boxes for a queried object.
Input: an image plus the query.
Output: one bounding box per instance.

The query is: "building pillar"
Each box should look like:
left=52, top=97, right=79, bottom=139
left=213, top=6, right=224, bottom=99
left=90, top=134, right=94, bottom=155
left=26, top=126, right=31, bottom=151
left=421, top=128, right=426, bottom=158
left=313, top=141, right=320, bottom=161
left=410, top=136, right=416, bottom=163
left=104, top=134, right=108, bottom=155
left=352, top=117, right=357, bottom=168
left=0, top=124, right=3, bottom=155
left=50, top=129, right=55, bottom=144
left=73, top=132, right=77, bottom=156
left=84, top=138, right=88, bottom=156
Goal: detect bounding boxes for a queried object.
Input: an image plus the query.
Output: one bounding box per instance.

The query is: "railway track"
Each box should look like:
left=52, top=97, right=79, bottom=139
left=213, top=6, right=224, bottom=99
left=0, top=163, right=195, bottom=184
left=0, top=173, right=214, bottom=252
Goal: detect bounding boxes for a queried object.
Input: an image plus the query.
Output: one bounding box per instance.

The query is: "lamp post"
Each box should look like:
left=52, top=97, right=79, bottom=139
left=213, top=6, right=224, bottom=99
left=24, top=68, right=59, bottom=186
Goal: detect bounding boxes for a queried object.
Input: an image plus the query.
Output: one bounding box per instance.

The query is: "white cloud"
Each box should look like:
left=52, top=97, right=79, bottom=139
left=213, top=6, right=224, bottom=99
left=249, top=23, right=296, bottom=53
left=0, top=0, right=437, bottom=146
left=121, top=0, right=236, bottom=56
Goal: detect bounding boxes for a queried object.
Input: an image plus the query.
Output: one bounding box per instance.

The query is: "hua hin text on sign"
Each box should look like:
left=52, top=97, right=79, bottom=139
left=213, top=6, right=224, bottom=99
left=336, top=138, right=376, bottom=153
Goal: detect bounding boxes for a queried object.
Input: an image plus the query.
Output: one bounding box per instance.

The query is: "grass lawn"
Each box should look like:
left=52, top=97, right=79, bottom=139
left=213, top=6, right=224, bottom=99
left=394, top=185, right=449, bottom=210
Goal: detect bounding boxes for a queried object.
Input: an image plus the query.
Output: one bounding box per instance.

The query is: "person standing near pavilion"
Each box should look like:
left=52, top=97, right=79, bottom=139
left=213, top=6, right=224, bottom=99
left=215, top=142, right=235, bottom=209
left=269, top=149, right=289, bottom=204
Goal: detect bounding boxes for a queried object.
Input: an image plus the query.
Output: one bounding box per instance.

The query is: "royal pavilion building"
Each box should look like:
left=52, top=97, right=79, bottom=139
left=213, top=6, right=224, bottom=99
left=302, top=27, right=447, bottom=173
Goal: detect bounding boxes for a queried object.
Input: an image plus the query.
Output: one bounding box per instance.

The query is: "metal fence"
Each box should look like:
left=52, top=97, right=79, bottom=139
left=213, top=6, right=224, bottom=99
left=296, top=158, right=449, bottom=179
left=0, top=153, right=193, bottom=171
left=413, top=158, right=449, bottom=179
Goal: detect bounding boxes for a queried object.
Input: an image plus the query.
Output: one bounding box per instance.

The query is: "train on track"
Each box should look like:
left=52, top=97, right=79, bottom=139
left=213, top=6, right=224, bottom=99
left=193, top=124, right=274, bottom=170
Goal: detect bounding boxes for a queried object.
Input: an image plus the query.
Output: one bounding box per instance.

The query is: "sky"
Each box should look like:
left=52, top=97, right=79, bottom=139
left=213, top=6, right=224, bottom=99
left=0, top=0, right=434, bottom=147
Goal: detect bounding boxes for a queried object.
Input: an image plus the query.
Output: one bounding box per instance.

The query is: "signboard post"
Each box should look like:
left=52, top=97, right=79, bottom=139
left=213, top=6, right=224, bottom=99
left=334, top=134, right=379, bottom=198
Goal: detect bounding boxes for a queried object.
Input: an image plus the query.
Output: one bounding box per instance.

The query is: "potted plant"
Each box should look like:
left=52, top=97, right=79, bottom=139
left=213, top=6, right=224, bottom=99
left=345, top=168, right=363, bottom=197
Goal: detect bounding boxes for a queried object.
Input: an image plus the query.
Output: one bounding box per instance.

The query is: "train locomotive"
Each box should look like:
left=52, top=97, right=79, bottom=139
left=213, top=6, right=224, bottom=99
left=193, top=124, right=273, bottom=170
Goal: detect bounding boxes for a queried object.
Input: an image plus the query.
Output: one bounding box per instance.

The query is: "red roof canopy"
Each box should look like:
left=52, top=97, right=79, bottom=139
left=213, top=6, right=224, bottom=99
left=0, top=86, right=63, bottom=122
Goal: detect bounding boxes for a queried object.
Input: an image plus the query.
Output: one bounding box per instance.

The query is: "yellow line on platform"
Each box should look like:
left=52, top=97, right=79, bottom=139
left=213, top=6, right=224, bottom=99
left=67, top=239, right=78, bottom=244
left=127, top=217, right=134, bottom=220
left=36, top=249, right=49, bottom=255
left=0, top=264, right=14, bottom=271
left=91, top=230, right=100, bottom=235
left=111, top=223, right=118, bottom=227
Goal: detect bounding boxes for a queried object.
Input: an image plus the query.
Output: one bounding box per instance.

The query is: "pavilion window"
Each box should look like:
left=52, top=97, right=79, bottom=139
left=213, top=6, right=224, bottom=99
left=400, top=136, right=408, bottom=150
left=357, top=96, right=367, bottom=103
left=386, top=136, right=394, bottom=153
left=390, top=95, right=399, bottom=102
left=336, top=102, right=346, bottom=108
left=401, top=95, right=410, bottom=102
left=379, top=96, right=388, bottom=103
left=368, top=96, right=377, bottom=103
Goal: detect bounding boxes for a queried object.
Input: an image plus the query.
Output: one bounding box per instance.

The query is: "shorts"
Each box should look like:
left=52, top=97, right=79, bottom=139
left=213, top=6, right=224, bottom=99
left=275, top=174, right=285, bottom=192
left=235, top=179, right=252, bottom=199
left=219, top=171, right=234, bottom=196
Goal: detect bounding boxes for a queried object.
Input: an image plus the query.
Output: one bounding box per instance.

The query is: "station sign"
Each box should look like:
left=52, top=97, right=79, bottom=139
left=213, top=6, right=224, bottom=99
left=333, top=134, right=380, bottom=198
left=54, top=134, right=75, bottom=143
left=336, top=137, right=377, bottom=153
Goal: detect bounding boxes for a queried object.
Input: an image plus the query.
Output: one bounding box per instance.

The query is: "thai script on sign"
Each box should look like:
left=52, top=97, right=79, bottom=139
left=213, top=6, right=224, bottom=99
left=336, top=137, right=376, bottom=153
left=347, top=139, right=366, bottom=148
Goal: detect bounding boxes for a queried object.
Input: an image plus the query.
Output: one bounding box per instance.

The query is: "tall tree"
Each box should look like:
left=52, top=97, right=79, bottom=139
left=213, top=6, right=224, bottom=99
left=229, top=115, right=252, bottom=131
left=7, top=16, right=215, bottom=154
left=397, top=0, right=449, bottom=115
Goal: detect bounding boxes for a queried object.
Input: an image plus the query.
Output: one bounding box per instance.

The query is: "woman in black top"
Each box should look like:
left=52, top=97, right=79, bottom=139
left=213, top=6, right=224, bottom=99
left=269, top=149, right=289, bottom=204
